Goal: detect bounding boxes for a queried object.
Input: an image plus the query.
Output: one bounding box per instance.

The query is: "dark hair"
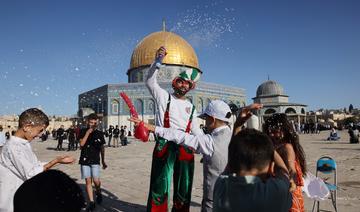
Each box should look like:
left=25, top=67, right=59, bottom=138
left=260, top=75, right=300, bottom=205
left=14, top=170, right=84, bottom=212
left=87, top=113, right=98, bottom=121
left=18, top=108, right=49, bottom=128
left=263, top=113, right=307, bottom=175
left=228, top=129, right=274, bottom=173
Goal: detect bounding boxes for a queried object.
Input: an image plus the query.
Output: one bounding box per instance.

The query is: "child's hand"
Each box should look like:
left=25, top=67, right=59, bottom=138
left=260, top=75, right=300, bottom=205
left=233, top=103, right=263, bottom=135
left=86, top=128, right=94, bottom=135
left=57, top=155, right=75, bottom=164
left=289, top=179, right=297, bottom=192
left=239, top=103, right=263, bottom=118
left=102, top=161, right=108, bottom=170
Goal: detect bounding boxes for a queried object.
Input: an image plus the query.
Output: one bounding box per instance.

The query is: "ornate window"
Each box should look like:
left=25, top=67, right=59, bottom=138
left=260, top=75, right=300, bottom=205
left=148, top=99, right=155, bottom=115
left=135, top=99, right=144, bottom=116
left=111, top=100, right=119, bottom=114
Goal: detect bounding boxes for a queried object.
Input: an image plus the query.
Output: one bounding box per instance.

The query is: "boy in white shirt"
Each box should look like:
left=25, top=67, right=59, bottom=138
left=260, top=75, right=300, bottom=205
left=0, top=108, right=74, bottom=212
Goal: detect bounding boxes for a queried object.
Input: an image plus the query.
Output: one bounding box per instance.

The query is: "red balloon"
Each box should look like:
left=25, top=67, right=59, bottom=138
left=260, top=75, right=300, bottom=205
left=134, top=121, right=149, bottom=142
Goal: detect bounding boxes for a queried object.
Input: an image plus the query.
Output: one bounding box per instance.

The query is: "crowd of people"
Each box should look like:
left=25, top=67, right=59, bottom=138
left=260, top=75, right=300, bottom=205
left=42, top=123, right=131, bottom=152
left=105, top=125, right=129, bottom=147
left=0, top=46, right=355, bottom=212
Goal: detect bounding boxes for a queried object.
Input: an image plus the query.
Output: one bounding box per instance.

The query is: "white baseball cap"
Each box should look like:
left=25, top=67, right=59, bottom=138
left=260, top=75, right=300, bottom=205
left=198, top=100, right=232, bottom=122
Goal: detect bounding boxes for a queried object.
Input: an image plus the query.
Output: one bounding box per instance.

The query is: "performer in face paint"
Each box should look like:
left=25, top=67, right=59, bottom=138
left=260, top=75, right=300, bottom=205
left=145, top=46, right=202, bottom=211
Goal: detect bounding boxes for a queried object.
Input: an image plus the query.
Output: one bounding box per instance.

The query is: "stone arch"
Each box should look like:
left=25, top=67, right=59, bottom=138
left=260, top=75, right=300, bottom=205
left=264, top=108, right=276, bottom=114
left=285, top=107, right=296, bottom=114
left=301, top=108, right=305, bottom=114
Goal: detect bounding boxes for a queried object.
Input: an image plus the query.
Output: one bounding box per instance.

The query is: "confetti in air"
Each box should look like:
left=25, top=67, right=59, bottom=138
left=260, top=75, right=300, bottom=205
left=169, top=2, right=237, bottom=49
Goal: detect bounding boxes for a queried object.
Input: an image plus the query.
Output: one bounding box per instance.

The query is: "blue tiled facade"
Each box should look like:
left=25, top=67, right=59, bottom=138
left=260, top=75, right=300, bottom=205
left=79, top=81, right=246, bottom=129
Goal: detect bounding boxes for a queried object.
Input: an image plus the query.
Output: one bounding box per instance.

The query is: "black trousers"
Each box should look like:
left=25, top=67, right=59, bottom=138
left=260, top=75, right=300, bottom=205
left=57, top=139, right=63, bottom=150
left=68, top=138, right=75, bottom=150
left=108, top=136, right=112, bottom=146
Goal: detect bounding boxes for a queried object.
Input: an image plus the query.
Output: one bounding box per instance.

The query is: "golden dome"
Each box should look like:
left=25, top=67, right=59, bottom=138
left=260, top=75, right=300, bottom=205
left=129, top=31, right=200, bottom=71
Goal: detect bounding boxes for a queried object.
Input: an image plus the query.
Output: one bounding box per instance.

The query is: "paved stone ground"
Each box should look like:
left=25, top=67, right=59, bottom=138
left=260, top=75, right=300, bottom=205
left=15, top=130, right=360, bottom=211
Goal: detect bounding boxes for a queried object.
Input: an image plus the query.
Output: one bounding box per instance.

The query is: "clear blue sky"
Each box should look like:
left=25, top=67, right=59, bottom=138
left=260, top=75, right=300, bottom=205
left=1, top=0, right=359, bottom=115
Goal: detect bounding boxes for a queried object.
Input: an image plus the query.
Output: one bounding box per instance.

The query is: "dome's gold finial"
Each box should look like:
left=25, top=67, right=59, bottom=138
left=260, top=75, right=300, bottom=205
left=162, top=19, right=166, bottom=31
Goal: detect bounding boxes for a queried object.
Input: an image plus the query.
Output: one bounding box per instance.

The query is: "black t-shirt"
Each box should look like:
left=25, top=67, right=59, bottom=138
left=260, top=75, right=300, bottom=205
left=113, top=128, right=120, bottom=138
left=57, top=128, right=65, bottom=140
left=108, top=128, right=113, bottom=136
left=79, top=128, right=105, bottom=165
left=66, top=128, right=76, bottom=139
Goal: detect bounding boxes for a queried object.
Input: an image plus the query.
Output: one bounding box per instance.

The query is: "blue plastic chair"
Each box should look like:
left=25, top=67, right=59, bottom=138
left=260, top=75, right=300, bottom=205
left=312, top=156, right=337, bottom=212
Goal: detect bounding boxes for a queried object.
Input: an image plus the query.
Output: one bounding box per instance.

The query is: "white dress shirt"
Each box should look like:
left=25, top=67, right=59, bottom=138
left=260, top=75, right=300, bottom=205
left=0, top=136, right=45, bottom=212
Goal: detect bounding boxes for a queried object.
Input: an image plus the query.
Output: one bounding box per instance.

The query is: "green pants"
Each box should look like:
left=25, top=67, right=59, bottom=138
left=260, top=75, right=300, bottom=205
left=147, top=137, right=194, bottom=212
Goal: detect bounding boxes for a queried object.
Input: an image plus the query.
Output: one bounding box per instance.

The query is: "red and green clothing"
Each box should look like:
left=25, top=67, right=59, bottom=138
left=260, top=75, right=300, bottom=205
left=147, top=95, right=196, bottom=212
left=146, top=61, right=201, bottom=211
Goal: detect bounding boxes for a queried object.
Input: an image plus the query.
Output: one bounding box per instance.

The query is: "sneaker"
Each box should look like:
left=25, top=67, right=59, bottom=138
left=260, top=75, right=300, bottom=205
left=96, top=192, right=103, bottom=204
left=86, top=201, right=95, bottom=212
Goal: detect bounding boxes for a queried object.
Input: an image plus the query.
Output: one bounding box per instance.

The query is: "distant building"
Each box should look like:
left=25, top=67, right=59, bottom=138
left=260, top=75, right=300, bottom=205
left=307, top=110, right=354, bottom=127
left=0, top=114, right=73, bottom=131
left=78, top=27, right=246, bottom=131
left=253, top=80, right=307, bottom=126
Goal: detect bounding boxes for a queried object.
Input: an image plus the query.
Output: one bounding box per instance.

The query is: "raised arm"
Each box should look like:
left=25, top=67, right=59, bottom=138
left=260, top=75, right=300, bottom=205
left=146, top=47, right=168, bottom=103
left=233, top=103, right=263, bottom=136
left=80, top=128, right=93, bottom=147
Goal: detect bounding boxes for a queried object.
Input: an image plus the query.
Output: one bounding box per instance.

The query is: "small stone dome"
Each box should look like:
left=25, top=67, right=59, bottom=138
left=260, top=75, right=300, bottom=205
left=256, top=80, right=285, bottom=97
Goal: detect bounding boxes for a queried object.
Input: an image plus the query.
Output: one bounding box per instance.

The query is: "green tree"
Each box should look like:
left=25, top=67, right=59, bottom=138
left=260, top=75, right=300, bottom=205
left=349, top=104, right=354, bottom=113
left=343, top=116, right=358, bottom=127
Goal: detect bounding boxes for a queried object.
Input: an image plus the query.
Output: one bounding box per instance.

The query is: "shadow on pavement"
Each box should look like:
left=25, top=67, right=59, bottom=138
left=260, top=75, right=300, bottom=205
left=79, top=184, right=146, bottom=212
